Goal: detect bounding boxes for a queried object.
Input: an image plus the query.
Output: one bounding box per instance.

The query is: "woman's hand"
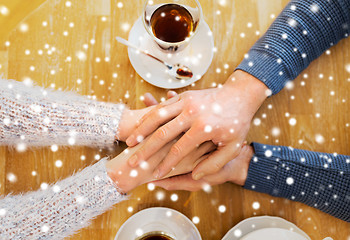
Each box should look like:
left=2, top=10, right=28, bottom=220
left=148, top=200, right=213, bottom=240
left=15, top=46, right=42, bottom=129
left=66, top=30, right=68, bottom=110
left=151, top=144, right=254, bottom=191
left=105, top=137, right=215, bottom=193
left=125, top=70, right=268, bottom=181
left=117, top=91, right=177, bottom=142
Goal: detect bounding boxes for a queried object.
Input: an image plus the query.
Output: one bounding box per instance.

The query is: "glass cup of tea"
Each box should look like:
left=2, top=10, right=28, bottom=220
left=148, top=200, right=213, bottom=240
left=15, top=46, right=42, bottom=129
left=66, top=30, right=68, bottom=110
left=142, top=0, right=203, bottom=52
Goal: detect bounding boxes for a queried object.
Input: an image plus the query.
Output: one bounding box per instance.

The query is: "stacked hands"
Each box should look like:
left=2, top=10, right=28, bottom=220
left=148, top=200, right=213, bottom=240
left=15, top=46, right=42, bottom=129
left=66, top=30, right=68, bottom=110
left=107, top=70, right=268, bottom=193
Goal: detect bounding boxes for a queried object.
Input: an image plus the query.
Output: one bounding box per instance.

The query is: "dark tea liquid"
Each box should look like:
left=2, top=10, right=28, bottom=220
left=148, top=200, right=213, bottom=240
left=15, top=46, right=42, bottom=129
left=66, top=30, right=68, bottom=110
left=138, top=232, right=174, bottom=240
left=150, top=4, right=194, bottom=43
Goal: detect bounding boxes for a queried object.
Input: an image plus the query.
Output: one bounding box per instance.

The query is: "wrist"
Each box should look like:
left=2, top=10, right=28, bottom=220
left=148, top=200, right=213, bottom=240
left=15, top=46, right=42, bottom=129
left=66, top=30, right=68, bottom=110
left=224, top=70, right=269, bottom=111
left=105, top=155, right=140, bottom=193
left=117, top=107, right=155, bottom=142
left=229, top=145, right=254, bottom=186
left=116, top=108, right=131, bottom=142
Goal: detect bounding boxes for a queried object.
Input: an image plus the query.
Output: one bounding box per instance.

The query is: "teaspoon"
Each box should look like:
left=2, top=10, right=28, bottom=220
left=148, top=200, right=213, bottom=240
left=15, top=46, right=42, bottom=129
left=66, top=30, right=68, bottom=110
left=116, top=37, right=193, bottom=80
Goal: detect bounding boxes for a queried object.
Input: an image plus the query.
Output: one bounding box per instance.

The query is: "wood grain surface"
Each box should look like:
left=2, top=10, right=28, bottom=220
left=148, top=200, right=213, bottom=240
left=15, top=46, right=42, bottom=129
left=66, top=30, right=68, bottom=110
left=0, top=0, right=349, bottom=239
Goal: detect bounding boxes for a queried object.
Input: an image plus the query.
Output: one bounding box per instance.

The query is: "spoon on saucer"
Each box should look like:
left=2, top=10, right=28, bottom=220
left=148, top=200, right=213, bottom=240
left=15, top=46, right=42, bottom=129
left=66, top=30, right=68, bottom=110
left=116, top=37, right=193, bottom=80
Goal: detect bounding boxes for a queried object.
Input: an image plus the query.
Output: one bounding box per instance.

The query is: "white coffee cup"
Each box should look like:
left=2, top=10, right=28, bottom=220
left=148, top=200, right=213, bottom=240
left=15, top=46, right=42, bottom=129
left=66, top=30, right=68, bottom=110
left=115, top=207, right=201, bottom=240
left=241, top=228, right=308, bottom=240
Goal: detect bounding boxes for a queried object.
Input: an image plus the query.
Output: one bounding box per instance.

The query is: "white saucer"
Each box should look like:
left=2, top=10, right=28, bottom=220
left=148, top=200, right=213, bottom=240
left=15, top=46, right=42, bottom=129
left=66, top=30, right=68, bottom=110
left=127, top=17, right=214, bottom=89
left=222, top=216, right=311, bottom=240
left=115, top=207, right=202, bottom=240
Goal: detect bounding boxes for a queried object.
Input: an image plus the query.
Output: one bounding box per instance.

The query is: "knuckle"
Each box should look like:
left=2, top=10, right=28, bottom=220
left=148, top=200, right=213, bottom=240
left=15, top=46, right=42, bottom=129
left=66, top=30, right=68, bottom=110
left=154, top=127, right=168, bottom=140
left=170, top=144, right=182, bottom=157
left=211, top=161, right=222, bottom=172
left=195, top=118, right=209, bottom=130
left=135, top=150, right=146, bottom=162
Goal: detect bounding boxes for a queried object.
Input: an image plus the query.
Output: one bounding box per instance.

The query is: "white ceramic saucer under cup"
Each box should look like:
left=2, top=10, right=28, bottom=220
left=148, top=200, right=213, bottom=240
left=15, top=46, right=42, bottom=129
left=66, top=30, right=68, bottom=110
left=115, top=207, right=202, bottom=240
left=127, top=17, right=214, bottom=89
left=221, top=216, right=312, bottom=240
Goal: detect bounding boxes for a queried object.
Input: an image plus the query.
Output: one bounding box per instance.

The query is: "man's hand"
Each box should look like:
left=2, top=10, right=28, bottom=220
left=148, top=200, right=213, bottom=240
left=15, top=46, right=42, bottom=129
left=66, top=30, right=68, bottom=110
left=126, top=70, right=268, bottom=180
left=152, top=144, right=254, bottom=191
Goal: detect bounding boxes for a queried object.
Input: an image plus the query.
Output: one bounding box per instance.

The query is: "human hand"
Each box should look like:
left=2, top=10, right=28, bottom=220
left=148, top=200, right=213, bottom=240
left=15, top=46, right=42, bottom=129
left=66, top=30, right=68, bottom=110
left=152, top=144, right=254, bottom=191
left=105, top=136, right=215, bottom=193
left=117, top=91, right=177, bottom=141
left=125, top=70, right=268, bottom=180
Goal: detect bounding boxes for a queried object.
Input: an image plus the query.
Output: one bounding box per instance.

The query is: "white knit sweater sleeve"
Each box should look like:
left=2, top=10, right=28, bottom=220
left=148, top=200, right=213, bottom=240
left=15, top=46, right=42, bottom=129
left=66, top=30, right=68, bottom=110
left=0, top=158, right=127, bottom=239
left=0, top=78, right=125, bottom=147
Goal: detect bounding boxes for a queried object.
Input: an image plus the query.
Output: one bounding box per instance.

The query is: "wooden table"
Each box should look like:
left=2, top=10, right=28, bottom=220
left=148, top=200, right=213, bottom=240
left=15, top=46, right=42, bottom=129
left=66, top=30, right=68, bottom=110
left=0, top=0, right=349, bottom=239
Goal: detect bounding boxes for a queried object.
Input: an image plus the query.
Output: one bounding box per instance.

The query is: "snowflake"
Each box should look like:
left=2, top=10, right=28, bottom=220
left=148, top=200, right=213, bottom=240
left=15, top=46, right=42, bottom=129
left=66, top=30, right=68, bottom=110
left=156, top=191, right=165, bottom=200
left=252, top=201, right=260, bottom=209
left=219, top=0, right=227, bottom=6
left=234, top=229, right=242, bottom=237
left=19, top=23, right=29, bottom=32
left=192, top=216, right=200, bottom=224
left=310, top=4, right=319, bottom=13
left=41, top=182, right=48, bottom=190
left=315, top=134, right=325, bottom=144
left=41, top=225, right=50, bottom=233
left=170, top=194, right=178, bottom=202
left=68, top=137, right=75, bottom=145
left=130, top=169, right=138, bottom=177
left=345, top=64, right=350, bottom=73
left=121, top=23, right=130, bottom=32
left=75, top=196, right=86, bottom=204
left=55, top=160, right=63, bottom=168
left=65, top=1, right=72, bottom=7
left=286, top=177, right=294, bottom=185
left=271, top=127, right=280, bottom=136
left=16, top=143, right=27, bottom=152
left=204, top=125, right=212, bottom=133
left=135, top=228, right=143, bottom=237
left=202, top=183, right=212, bottom=193
left=289, top=118, right=297, bottom=126
left=0, top=208, right=6, bottom=216
left=76, top=51, right=87, bottom=61
left=136, top=135, right=144, bottom=143
left=0, top=5, right=9, bottom=16
left=218, top=205, right=226, bottom=213
left=253, top=118, right=261, bottom=126
left=52, top=185, right=61, bottom=193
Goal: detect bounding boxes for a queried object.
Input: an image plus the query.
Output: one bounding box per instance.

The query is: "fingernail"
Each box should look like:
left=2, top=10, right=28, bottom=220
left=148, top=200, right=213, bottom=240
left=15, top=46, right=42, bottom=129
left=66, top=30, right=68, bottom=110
left=126, top=136, right=134, bottom=146
left=129, top=155, right=138, bottom=166
left=193, top=173, right=204, bottom=181
left=153, top=169, right=161, bottom=179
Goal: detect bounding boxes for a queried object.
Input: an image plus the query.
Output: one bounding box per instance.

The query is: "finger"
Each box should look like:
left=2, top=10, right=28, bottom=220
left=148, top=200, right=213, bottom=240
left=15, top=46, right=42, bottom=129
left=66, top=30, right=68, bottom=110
left=154, top=125, right=210, bottom=179
left=167, top=90, right=177, bottom=99
left=160, top=93, right=180, bottom=106
left=128, top=113, right=190, bottom=167
left=143, top=93, right=158, bottom=106
left=126, top=100, right=184, bottom=147
left=192, top=142, right=240, bottom=180
left=195, top=141, right=216, bottom=159
left=135, top=94, right=181, bottom=129
left=166, top=151, right=210, bottom=178
left=153, top=173, right=206, bottom=191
